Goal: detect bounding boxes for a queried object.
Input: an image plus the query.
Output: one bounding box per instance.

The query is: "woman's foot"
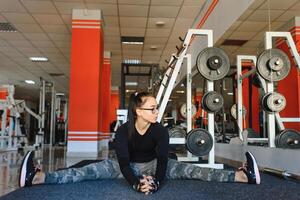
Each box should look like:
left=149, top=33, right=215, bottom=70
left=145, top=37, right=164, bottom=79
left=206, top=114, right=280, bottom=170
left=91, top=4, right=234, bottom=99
left=243, top=151, right=261, bottom=184
left=19, top=151, right=39, bottom=187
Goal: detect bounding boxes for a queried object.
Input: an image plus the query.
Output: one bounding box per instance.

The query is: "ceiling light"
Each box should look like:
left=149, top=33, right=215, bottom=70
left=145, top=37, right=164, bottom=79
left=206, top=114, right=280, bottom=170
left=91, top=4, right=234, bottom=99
left=29, top=57, right=48, bottom=62
left=56, top=93, right=65, bottom=96
left=25, top=80, right=35, bottom=85
left=126, top=89, right=136, bottom=93
left=155, top=21, right=165, bottom=27
left=123, top=59, right=141, bottom=64
left=122, top=41, right=143, bottom=45
left=125, top=82, right=138, bottom=86
left=150, top=45, right=157, bottom=50
left=121, top=36, right=144, bottom=45
left=176, top=90, right=185, bottom=94
left=227, top=92, right=234, bottom=95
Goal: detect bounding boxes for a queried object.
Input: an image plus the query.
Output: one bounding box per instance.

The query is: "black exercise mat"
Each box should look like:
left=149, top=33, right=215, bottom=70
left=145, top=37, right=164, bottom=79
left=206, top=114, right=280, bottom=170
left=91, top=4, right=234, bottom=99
left=1, top=173, right=299, bottom=200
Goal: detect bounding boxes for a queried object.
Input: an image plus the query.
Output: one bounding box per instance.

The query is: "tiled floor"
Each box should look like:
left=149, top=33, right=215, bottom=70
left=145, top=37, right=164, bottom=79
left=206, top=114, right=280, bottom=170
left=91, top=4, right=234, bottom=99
left=0, top=145, right=110, bottom=197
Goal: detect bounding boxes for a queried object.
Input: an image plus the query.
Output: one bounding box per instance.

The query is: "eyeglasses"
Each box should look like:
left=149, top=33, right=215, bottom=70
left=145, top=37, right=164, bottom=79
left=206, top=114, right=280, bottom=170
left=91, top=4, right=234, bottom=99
left=138, top=106, right=159, bottom=114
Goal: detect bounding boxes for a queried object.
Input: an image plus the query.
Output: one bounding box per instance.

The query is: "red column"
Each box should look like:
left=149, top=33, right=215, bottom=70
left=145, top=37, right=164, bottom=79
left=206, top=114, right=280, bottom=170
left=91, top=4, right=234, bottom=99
left=99, top=51, right=111, bottom=134
left=110, top=87, right=120, bottom=126
left=67, top=9, right=103, bottom=156
left=276, top=24, right=300, bottom=131
left=241, top=63, right=260, bottom=133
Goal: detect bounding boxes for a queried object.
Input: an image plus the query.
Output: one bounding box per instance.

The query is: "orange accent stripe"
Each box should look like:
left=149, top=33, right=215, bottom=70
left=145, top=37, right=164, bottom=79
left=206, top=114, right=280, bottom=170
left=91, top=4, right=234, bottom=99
left=72, top=19, right=101, bottom=23
left=72, top=24, right=100, bottom=26
left=195, top=0, right=219, bottom=29
left=189, top=0, right=219, bottom=44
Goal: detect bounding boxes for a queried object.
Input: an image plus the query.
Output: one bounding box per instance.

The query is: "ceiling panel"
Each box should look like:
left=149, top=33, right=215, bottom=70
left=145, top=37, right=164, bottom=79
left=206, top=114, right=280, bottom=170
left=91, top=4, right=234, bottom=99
left=146, top=28, right=171, bottom=37
left=103, top=16, right=119, bottom=27
left=119, top=5, right=149, bottom=17
left=86, top=4, right=118, bottom=16
left=22, top=0, right=58, bottom=14
left=178, top=6, right=202, bottom=18
left=259, top=0, right=298, bottom=10
left=0, top=0, right=27, bottom=12
left=24, top=33, right=50, bottom=41
left=33, top=14, right=65, bottom=24
left=120, top=28, right=145, bottom=36
left=247, top=9, right=285, bottom=22
left=149, top=6, right=180, bottom=18
left=54, top=2, right=86, bottom=15
left=41, top=25, right=70, bottom=33
left=13, top=23, right=44, bottom=33
left=118, top=0, right=149, bottom=5
left=120, top=17, right=147, bottom=28
left=183, top=0, right=206, bottom=6
left=151, top=0, right=183, bottom=6
left=236, top=21, right=267, bottom=32
left=1, top=12, right=36, bottom=24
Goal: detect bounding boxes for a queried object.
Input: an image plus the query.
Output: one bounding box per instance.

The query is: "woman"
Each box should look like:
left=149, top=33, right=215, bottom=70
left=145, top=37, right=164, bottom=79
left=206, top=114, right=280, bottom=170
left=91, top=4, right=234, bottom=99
left=19, top=92, right=260, bottom=195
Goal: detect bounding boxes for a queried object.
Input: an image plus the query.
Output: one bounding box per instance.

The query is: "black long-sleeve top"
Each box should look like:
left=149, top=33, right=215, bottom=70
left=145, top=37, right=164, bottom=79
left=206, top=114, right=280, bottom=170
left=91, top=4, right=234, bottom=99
left=115, top=122, right=169, bottom=186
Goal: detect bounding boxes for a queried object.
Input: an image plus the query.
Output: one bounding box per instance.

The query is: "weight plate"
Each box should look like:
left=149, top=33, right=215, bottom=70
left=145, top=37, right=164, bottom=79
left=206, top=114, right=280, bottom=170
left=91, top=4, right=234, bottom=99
left=169, top=127, right=186, bottom=152
left=230, top=104, right=247, bottom=119
left=276, top=129, right=300, bottom=149
left=257, top=49, right=291, bottom=82
left=261, top=92, right=286, bottom=113
left=196, top=47, right=230, bottom=81
left=186, top=128, right=213, bottom=156
left=202, top=91, right=224, bottom=113
left=179, top=103, right=197, bottom=119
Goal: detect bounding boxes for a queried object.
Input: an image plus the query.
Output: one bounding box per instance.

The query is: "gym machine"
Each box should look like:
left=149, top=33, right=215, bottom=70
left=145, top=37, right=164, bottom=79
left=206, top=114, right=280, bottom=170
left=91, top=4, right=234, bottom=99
left=156, top=29, right=230, bottom=168
left=215, top=31, right=300, bottom=176
left=0, top=85, right=43, bottom=150
left=234, top=32, right=300, bottom=148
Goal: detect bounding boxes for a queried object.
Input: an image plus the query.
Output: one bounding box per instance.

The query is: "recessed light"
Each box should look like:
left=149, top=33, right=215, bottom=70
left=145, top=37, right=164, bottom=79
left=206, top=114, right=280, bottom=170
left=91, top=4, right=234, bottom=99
left=155, top=21, right=165, bottom=27
left=123, top=59, right=141, bottom=64
left=176, top=90, right=185, bottom=94
left=150, top=45, right=157, bottom=50
left=121, top=36, right=144, bottom=45
left=125, top=82, right=138, bottom=86
left=25, top=80, right=35, bottom=85
left=29, top=57, right=48, bottom=62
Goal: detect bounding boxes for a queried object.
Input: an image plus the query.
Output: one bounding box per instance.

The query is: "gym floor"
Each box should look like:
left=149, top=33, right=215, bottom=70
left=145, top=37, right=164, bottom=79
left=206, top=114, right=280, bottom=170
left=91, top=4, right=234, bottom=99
left=0, top=146, right=110, bottom=197
left=1, top=146, right=300, bottom=200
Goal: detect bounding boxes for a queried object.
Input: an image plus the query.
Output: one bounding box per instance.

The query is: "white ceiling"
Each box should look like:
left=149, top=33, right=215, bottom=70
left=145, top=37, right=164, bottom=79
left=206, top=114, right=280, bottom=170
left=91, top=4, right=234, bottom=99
left=0, top=0, right=299, bottom=100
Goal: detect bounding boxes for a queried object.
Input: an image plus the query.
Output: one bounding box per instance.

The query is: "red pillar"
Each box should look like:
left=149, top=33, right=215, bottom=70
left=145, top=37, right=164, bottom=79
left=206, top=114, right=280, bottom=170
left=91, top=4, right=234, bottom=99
left=67, top=9, right=103, bottom=156
left=99, top=51, right=111, bottom=134
left=110, top=87, right=120, bottom=126
left=276, top=22, right=300, bottom=131
left=241, top=63, right=260, bottom=133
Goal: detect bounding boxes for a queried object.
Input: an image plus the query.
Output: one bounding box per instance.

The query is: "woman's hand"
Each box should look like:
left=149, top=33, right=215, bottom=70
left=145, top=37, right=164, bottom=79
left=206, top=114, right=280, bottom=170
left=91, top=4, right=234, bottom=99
left=140, top=175, right=159, bottom=195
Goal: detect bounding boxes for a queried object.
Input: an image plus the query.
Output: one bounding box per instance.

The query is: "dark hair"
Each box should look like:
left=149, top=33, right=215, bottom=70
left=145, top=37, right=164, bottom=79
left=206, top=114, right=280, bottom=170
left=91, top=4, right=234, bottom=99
left=127, top=91, right=153, bottom=144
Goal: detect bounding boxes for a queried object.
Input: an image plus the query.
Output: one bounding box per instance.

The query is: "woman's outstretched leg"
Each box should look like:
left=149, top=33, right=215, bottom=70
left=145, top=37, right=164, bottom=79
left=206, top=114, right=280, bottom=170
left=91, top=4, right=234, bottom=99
left=19, top=151, right=122, bottom=187
left=166, top=151, right=260, bottom=184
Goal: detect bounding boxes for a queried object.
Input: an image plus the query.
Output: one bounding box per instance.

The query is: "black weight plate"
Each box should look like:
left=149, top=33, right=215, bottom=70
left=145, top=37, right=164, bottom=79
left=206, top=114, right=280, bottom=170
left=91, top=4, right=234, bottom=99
left=277, top=129, right=300, bottom=149
left=261, top=92, right=286, bottom=113
left=257, top=49, right=291, bottom=82
left=186, top=128, right=213, bottom=156
left=169, top=127, right=186, bottom=152
left=196, top=47, right=230, bottom=81
left=202, top=91, right=224, bottom=113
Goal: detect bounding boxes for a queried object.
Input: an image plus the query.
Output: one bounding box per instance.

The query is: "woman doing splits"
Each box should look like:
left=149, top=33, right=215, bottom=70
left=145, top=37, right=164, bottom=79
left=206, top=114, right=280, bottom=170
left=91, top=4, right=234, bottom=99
left=19, top=92, right=260, bottom=195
